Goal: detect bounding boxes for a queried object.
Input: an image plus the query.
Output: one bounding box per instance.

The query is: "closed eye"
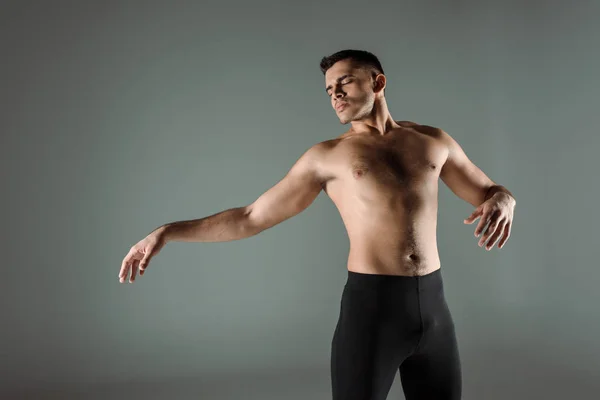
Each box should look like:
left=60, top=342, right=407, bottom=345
left=327, top=81, right=352, bottom=97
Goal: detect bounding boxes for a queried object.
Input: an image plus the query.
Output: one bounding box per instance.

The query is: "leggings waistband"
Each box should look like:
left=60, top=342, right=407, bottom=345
left=345, top=268, right=444, bottom=293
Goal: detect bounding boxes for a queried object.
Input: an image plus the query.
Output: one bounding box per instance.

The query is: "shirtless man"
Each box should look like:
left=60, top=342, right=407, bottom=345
left=118, top=49, right=516, bottom=399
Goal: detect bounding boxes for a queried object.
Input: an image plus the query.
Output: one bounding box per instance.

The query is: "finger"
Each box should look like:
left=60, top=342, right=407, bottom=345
left=478, top=225, right=491, bottom=247
left=464, top=207, right=482, bottom=224
left=474, top=209, right=494, bottom=238
left=485, top=220, right=506, bottom=250
left=130, top=259, right=139, bottom=283
left=120, top=247, right=142, bottom=282
left=119, top=251, right=131, bottom=278
left=478, top=214, right=501, bottom=246
left=139, top=246, right=155, bottom=272
left=119, top=253, right=133, bottom=283
left=498, top=221, right=512, bottom=248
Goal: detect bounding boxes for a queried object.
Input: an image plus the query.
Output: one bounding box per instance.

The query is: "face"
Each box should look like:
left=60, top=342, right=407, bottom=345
left=324, top=59, right=379, bottom=124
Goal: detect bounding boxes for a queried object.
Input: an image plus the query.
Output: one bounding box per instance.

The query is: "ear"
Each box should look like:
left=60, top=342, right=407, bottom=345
left=373, top=74, right=386, bottom=93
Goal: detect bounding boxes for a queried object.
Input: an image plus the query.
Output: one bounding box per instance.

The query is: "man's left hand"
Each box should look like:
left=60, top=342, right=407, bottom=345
left=463, top=193, right=515, bottom=250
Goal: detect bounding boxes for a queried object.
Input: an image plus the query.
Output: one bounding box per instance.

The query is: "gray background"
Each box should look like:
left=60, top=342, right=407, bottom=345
left=1, top=0, right=598, bottom=399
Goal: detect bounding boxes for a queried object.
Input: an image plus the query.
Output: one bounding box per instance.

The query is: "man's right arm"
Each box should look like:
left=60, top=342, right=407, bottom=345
left=160, top=143, right=327, bottom=243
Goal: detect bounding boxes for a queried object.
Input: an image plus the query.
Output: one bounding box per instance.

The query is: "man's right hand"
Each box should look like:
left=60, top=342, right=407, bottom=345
left=119, top=227, right=167, bottom=284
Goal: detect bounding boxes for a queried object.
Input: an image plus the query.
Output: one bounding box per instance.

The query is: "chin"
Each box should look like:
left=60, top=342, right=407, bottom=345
left=337, top=113, right=353, bottom=124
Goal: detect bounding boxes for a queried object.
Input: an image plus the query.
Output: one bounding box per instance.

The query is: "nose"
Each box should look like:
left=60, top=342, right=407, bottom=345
left=333, top=84, right=346, bottom=97
left=334, top=88, right=345, bottom=98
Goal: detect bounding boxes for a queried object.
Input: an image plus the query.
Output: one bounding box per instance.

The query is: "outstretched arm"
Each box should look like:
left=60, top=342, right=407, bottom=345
left=119, top=143, right=327, bottom=283
left=161, top=142, right=327, bottom=243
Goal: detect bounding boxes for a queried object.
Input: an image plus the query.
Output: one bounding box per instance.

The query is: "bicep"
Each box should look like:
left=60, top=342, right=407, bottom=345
left=246, top=147, right=324, bottom=231
left=439, top=130, right=495, bottom=206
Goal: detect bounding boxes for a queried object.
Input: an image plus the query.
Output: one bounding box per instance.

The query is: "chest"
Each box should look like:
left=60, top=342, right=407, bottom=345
left=336, top=138, right=447, bottom=187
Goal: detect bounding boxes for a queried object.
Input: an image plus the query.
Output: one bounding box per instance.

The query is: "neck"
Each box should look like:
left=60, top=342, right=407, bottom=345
left=349, top=96, right=400, bottom=136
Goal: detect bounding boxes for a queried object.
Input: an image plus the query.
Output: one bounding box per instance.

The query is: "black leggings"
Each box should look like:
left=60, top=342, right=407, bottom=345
left=331, top=268, right=462, bottom=400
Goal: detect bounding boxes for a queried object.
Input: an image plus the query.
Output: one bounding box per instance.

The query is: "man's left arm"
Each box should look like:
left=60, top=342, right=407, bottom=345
left=436, top=128, right=516, bottom=250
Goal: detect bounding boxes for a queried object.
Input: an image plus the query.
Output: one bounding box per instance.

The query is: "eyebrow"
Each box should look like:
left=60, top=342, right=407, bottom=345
left=325, top=74, right=355, bottom=93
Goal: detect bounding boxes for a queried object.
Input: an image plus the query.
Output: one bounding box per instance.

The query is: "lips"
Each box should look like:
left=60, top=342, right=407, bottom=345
left=336, top=102, right=348, bottom=111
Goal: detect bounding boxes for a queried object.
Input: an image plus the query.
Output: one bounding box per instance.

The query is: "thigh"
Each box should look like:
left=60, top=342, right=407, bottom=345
left=399, top=314, right=462, bottom=400
left=330, top=286, right=399, bottom=400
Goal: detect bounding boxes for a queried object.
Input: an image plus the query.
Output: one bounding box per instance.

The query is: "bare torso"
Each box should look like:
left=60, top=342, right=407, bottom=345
left=320, top=121, right=449, bottom=277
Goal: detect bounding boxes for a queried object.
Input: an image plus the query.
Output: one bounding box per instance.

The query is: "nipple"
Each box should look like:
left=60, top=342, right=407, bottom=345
left=353, top=169, right=366, bottom=178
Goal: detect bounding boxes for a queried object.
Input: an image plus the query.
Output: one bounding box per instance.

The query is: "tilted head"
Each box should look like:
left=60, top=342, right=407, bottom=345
left=320, top=49, right=386, bottom=124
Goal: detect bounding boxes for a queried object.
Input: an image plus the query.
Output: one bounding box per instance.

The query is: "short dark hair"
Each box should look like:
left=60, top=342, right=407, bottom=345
left=319, top=49, right=385, bottom=78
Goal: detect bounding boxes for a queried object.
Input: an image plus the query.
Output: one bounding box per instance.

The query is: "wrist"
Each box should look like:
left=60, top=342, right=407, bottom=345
left=154, top=224, right=172, bottom=242
left=493, top=192, right=516, bottom=206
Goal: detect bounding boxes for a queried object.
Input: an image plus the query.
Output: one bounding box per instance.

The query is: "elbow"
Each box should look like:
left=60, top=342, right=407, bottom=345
left=244, top=202, right=300, bottom=235
left=243, top=204, right=269, bottom=236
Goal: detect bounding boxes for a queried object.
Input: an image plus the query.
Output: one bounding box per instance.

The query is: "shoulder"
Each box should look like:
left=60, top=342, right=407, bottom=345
left=304, top=138, right=341, bottom=160
left=397, top=120, right=444, bottom=137
left=292, top=140, right=336, bottom=174
left=296, top=139, right=342, bottom=185
left=397, top=121, right=456, bottom=146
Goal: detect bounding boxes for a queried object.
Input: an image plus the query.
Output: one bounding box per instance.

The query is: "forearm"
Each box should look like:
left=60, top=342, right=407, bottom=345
left=485, top=185, right=516, bottom=204
left=159, top=206, right=261, bottom=243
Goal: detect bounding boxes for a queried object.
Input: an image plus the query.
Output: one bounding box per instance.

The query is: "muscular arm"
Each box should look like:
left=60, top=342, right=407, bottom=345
left=437, top=128, right=514, bottom=207
left=162, top=143, right=326, bottom=243
left=246, top=143, right=326, bottom=232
